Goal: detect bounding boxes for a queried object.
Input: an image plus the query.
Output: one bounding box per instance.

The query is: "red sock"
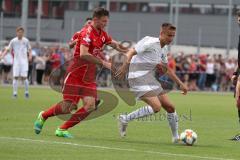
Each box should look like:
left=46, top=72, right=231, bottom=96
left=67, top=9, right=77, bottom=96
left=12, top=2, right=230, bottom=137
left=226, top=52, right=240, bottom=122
left=42, top=102, right=66, bottom=120
left=59, top=107, right=90, bottom=130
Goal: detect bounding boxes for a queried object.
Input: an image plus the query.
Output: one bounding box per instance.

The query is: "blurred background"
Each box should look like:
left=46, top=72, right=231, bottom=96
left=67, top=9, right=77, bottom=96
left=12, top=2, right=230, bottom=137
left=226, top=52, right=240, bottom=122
left=0, top=0, right=240, bottom=92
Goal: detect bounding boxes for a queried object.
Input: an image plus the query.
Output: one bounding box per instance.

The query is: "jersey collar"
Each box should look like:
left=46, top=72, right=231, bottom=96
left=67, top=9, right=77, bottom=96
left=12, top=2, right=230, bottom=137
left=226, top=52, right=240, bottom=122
left=90, top=24, right=102, bottom=36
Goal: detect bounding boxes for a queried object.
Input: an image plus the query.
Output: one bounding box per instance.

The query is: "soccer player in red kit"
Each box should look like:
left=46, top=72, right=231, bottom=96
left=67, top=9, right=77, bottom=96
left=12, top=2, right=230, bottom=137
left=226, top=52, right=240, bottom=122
left=34, top=7, right=128, bottom=138
left=68, top=17, right=102, bottom=107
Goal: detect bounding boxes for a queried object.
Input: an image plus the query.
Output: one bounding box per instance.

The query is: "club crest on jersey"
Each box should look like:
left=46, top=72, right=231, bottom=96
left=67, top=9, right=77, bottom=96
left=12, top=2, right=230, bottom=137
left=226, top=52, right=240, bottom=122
left=102, top=37, right=105, bottom=43
left=161, top=54, right=167, bottom=62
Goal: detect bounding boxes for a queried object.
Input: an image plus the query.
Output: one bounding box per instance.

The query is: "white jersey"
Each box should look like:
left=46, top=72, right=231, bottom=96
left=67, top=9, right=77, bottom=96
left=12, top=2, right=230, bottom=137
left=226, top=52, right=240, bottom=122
left=8, top=37, right=31, bottom=77
left=8, top=37, right=31, bottom=66
left=128, top=36, right=168, bottom=79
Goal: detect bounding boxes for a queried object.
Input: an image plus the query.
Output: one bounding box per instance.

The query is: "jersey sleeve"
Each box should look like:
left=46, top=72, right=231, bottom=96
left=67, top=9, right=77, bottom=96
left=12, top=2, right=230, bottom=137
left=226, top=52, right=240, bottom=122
left=71, top=32, right=79, bottom=41
left=134, top=37, right=148, bottom=54
left=8, top=39, right=14, bottom=50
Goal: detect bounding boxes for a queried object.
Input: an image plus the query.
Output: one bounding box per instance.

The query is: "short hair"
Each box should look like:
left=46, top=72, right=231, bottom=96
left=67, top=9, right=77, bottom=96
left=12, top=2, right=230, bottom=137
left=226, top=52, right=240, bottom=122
left=92, top=7, right=109, bottom=18
left=16, top=26, right=24, bottom=32
left=85, top=17, right=92, bottom=22
left=161, top=23, right=176, bottom=31
left=237, top=10, right=240, bottom=17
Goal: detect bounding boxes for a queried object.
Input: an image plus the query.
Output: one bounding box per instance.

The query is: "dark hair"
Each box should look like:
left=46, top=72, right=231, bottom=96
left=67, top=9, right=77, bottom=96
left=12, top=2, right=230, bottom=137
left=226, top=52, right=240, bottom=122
left=92, top=7, right=109, bottom=18
left=16, top=26, right=24, bottom=32
left=161, top=23, right=176, bottom=30
left=237, top=10, right=240, bottom=16
left=85, top=17, right=92, bottom=22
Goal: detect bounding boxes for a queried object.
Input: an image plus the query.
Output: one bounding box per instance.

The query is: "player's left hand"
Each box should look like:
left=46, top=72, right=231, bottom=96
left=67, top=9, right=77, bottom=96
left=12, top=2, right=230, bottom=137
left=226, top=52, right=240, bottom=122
left=180, top=83, right=188, bottom=95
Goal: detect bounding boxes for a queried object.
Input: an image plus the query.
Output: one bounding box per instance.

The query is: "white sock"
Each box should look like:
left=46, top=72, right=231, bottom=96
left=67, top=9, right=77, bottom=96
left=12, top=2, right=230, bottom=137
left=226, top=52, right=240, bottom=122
left=13, top=79, right=18, bottom=95
left=24, top=79, right=29, bottom=94
left=123, top=106, right=154, bottom=122
left=167, top=111, right=179, bottom=138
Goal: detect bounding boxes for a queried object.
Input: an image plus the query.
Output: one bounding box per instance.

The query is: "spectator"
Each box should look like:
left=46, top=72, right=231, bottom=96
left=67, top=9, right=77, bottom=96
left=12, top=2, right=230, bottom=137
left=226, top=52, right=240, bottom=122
left=205, top=57, right=216, bottom=91
left=197, top=54, right=207, bottom=90
left=35, top=54, right=46, bottom=85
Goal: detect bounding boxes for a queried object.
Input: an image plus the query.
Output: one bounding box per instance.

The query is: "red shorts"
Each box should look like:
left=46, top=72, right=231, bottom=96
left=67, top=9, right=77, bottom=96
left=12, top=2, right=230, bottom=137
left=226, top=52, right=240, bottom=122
left=62, top=72, right=97, bottom=105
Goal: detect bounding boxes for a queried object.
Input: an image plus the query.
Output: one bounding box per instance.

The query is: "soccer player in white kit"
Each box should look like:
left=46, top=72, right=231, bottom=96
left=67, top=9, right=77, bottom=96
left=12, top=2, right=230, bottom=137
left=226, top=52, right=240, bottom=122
left=0, top=26, right=32, bottom=98
left=115, top=23, right=188, bottom=143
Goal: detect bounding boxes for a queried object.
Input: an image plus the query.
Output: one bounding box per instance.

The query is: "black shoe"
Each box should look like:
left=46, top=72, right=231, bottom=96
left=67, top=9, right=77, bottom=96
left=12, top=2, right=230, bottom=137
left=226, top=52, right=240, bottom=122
left=12, top=94, right=17, bottom=99
left=95, top=99, right=102, bottom=110
left=25, top=93, right=29, bottom=99
left=230, top=134, right=240, bottom=141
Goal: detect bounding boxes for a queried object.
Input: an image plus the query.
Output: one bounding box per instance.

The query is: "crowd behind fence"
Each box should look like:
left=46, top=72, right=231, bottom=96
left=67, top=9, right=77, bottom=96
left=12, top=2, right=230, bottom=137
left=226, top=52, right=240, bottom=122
left=0, top=43, right=238, bottom=92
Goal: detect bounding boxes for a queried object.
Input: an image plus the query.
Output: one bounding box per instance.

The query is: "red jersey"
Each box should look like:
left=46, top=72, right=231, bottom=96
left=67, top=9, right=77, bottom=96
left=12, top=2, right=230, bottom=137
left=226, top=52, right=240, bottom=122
left=71, top=31, right=80, bottom=42
left=68, top=24, right=112, bottom=83
left=51, top=53, right=61, bottom=69
left=70, top=22, right=92, bottom=55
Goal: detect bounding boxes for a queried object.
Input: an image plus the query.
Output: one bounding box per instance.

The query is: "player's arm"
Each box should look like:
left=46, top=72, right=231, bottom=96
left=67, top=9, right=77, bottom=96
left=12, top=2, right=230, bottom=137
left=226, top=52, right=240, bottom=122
left=232, top=35, right=240, bottom=83
left=27, top=40, right=32, bottom=62
left=0, top=47, right=10, bottom=60
left=68, top=39, right=78, bottom=49
left=28, top=48, right=32, bottom=62
left=115, top=48, right=137, bottom=79
left=162, top=63, right=188, bottom=95
left=80, top=44, right=111, bottom=70
left=107, top=40, right=129, bottom=53
left=69, top=32, right=79, bottom=49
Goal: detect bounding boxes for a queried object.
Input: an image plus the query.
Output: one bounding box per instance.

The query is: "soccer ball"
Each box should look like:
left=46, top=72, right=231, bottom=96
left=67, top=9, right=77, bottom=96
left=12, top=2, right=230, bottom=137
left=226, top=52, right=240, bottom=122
left=180, top=129, right=197, bottom=146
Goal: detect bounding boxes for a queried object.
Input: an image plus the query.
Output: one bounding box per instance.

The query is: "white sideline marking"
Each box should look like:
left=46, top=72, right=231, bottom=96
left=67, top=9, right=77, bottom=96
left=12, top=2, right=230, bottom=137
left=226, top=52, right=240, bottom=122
left=0, top=136, right=235, bottom=160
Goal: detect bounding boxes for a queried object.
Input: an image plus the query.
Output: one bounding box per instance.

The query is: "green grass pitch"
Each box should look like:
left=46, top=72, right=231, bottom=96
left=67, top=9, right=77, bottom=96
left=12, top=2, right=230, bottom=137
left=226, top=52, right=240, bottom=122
left=0, top=86, right=239, bottom=160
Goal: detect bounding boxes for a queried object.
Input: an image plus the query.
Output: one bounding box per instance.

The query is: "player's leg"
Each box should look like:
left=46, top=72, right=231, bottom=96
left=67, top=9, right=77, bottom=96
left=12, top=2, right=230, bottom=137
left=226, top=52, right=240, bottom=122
left=158, top=93, right=179, bottom=143
left=22, top=77, right=29, bottom=98
left=20, top=67, right=29, bottom=98
left=118, top=96, right=161, bottom=137
left=231, top=79, right=240, bottom=141
left=235, top=79, right=240, bottom=123
left=12, top=77, right=18, bottom=98
left=12, top=65, right=19, bottom=98
left=34, top=100, right=78, bottom=134
left=56, top=96, right=96, bottom=138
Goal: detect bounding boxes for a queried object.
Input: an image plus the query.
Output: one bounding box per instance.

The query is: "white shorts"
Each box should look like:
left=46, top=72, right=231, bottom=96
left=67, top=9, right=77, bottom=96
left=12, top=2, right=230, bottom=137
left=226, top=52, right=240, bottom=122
left=128, top=71, right=164, bottom=99
left=13, top=64, right=28, bottom=77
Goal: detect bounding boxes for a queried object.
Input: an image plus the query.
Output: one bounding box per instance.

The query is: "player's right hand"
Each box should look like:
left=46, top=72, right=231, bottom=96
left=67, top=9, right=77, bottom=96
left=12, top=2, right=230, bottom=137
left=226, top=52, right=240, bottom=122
left=180, top=83, right=188, bottom=95
left=231, top=75, right=238, bottom=85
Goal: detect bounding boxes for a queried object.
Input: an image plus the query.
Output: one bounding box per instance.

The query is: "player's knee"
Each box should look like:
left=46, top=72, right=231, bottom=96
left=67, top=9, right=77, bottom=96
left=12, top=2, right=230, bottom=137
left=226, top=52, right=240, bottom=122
left=61, top=101, right=77, bottom=113
left=83, top=101, right=96, bottom=111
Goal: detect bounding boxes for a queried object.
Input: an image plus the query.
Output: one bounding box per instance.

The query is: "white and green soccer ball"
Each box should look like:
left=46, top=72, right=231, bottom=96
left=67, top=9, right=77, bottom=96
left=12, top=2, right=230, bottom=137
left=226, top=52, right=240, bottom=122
left=180, top=129, right=197, bottom=146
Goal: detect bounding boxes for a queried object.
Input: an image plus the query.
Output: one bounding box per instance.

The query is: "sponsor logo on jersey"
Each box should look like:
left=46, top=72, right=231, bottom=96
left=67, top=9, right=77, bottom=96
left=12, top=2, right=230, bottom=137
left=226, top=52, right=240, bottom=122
left=83, top=35, right=91, bottom=43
